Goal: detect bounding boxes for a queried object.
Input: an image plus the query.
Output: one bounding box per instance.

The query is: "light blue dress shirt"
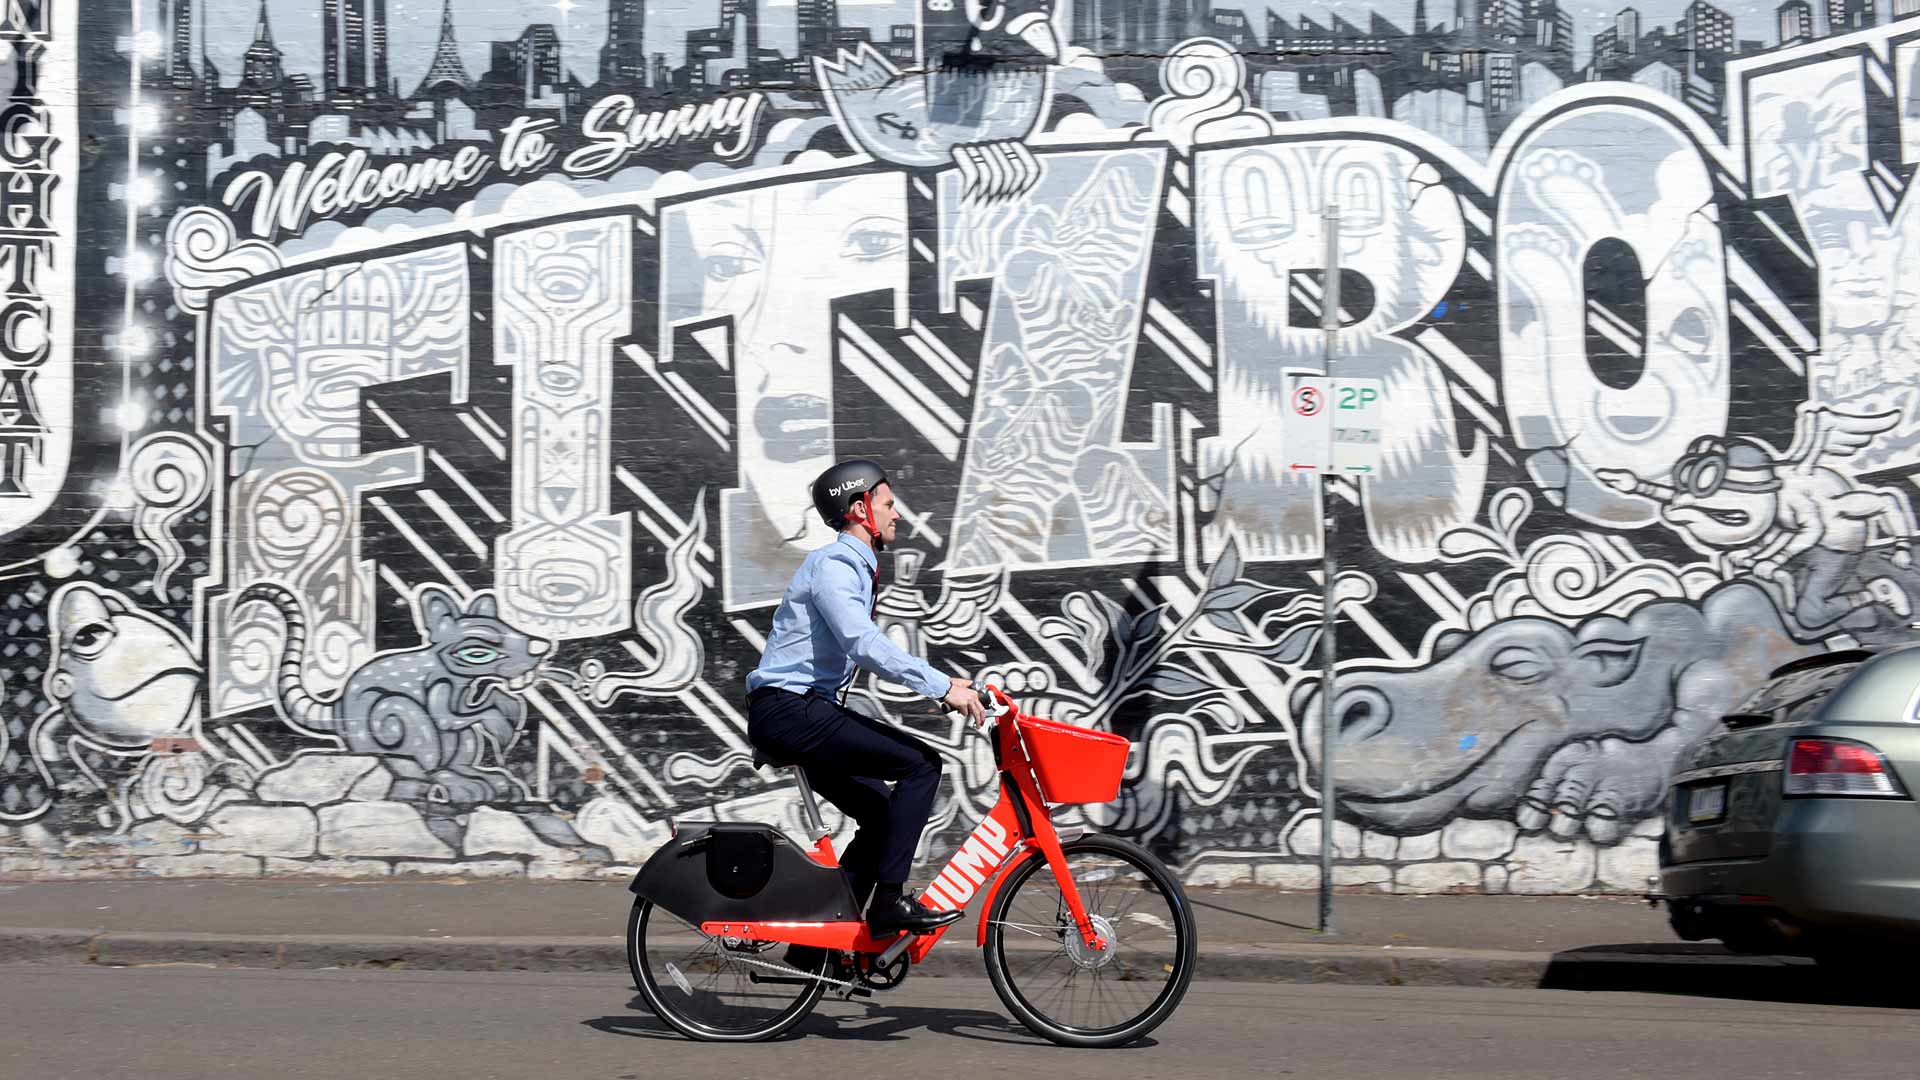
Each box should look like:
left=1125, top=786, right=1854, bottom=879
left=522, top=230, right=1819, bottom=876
left=745, top=534, right=951, bottom=700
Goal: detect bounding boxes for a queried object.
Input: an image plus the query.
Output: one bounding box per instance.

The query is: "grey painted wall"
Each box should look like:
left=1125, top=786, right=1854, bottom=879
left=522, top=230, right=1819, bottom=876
left=1, top=0, right=1915, bottom=894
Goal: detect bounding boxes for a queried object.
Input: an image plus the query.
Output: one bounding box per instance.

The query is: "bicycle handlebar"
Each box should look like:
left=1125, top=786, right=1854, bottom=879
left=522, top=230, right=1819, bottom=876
left=932, top=679, right=1012, bottom=724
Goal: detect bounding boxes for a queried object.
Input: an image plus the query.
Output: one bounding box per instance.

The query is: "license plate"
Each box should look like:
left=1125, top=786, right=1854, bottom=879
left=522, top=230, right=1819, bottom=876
left=1688, top=782, right=1727, bottom=823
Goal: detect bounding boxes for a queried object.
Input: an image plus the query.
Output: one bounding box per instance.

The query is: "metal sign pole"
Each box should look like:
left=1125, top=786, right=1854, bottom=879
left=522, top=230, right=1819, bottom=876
left=1318, top=203, right=1340, bottom=935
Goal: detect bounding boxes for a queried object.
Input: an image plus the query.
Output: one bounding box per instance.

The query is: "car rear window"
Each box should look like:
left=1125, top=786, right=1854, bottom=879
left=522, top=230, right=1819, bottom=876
left=1730, top=658, right=1865, bottom=724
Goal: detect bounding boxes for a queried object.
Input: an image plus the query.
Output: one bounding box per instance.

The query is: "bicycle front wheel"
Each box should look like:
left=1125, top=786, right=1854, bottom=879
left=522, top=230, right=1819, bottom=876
left=628, top=898, right=827, bottom=1042
left=982, top=834, right=1197, bottom=1048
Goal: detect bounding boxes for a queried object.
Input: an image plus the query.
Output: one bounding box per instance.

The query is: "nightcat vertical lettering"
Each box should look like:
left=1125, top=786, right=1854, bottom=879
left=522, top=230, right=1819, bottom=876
left=0, top=6, right=54, bottom=499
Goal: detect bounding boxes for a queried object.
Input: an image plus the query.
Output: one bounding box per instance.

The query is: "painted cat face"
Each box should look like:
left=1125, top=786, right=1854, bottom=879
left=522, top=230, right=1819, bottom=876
left=416, top=586, right=553, bottom=713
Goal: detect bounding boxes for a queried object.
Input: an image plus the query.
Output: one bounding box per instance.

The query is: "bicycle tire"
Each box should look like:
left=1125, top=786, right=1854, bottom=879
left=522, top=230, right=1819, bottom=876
left=982, top=834, right=1197, bottom=1048
left=628, top=898, right=827, bottom=1042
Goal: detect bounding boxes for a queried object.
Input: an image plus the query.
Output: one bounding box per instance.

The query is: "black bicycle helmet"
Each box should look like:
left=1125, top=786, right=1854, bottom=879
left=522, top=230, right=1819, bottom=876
left=811, top=458, right=889, bottom=530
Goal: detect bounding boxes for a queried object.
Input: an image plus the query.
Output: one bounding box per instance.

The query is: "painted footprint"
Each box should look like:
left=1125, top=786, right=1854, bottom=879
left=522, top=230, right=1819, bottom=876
left=1500, top=223, right=1578, bottom=304
left=1519, top=148, right=1628, bottom=243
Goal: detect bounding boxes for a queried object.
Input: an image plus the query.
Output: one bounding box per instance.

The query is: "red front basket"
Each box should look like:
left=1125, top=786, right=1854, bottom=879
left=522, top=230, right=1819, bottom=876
left=1017, top=714, right=1132, bottom=805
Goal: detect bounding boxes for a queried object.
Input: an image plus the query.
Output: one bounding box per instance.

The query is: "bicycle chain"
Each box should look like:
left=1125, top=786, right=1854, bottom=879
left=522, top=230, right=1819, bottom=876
left=729, top=953, right=860, bottom=991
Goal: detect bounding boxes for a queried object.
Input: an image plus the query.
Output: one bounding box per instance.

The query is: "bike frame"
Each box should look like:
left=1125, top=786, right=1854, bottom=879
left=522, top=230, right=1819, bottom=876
left=699, top=685, right=1110, bottom=962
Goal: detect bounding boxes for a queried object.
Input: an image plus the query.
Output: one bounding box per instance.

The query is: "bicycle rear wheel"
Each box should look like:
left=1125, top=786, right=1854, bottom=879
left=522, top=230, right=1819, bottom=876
left=628, top=898, right=828, bottom=1042
left=982, top=835, right=1197, bottom=1048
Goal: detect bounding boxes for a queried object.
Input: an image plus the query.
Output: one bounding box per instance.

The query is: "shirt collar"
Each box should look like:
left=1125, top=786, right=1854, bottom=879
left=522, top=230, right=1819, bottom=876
left=835, top=532, right=878, bottom=574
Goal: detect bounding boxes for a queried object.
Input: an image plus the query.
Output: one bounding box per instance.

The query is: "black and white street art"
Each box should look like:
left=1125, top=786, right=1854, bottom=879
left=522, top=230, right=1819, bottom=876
left=5, top=0, right=1920, bottom=897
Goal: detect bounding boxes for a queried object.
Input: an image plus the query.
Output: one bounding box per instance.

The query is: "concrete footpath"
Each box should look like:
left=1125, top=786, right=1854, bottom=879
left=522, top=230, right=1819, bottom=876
left=0, top=877, right=1827, bottom=990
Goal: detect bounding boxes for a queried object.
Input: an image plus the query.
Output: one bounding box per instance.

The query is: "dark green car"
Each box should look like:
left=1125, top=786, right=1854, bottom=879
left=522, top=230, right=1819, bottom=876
left=1659, top=646, right=1920, bottom=960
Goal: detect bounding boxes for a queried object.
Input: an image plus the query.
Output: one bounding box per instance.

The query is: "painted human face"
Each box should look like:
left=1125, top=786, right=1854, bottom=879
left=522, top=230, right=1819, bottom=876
left=1806, top=205, right=1900, bottom=332
left=1754, top=81, right=1905, bottom=333
left=667, top=174, right=909, bottom=544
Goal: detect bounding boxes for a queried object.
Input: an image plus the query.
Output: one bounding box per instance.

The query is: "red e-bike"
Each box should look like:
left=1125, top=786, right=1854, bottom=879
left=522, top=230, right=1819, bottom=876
left=624, top=683, right=1198, bottom=1047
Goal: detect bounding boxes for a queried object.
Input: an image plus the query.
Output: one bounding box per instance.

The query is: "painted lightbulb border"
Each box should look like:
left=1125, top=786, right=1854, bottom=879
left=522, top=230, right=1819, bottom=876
left=113, top=11, right=157, bottom=444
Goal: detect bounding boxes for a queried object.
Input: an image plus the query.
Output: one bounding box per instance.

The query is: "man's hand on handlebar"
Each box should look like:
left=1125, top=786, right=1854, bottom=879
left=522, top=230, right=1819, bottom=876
left=943, top=677, right=988, bottom=727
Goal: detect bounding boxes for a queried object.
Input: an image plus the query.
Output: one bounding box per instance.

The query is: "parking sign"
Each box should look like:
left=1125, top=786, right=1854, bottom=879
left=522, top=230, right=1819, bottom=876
left=1282, top=372, right=1384, bottom=473
left=1331, top=378, right=1385, bottom=475
left=1282, top=370, right=1331, bottom=474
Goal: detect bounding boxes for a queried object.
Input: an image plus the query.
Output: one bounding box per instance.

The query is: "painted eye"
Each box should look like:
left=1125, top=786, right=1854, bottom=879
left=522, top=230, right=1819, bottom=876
left=842, top=218, right=904, bottom=261
left=702, top=242, right=761, bottom=282
left=1808, top=218, right=1848, bottom=247
left=1490, top=646, right=1549, bottom=684
left=69, top=622, right=113, bottom=660
left=537, top=363, right=583, bottom=393
left=455, top=645, right=502, bottom=665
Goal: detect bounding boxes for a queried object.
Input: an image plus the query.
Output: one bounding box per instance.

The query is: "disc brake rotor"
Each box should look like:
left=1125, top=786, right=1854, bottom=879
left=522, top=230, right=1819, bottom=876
left=1063, top=914, right=1118, bottom=971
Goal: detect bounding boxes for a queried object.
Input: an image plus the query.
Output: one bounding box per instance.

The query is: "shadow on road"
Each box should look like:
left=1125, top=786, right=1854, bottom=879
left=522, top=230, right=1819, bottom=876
left=1185, top=896, right=1315, bottom=933
left=1542, top=943, right=1920, bottom=1008
left=583, top=995, right=1160, bottom=1046
left=584, top=1015, right=686, bottom=1041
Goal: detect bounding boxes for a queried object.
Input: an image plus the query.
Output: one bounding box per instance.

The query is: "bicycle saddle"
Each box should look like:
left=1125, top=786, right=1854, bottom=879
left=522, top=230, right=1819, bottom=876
left=751, top=747, right=796, bottom=770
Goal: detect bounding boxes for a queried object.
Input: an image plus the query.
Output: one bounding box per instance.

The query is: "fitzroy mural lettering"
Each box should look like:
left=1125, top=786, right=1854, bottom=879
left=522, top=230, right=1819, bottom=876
left=3, top=0, right=1920, bottom=895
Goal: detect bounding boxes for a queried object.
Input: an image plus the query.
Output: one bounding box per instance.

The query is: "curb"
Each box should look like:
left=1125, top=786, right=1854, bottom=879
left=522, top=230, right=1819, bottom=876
left=0, top=927, right=1810, bottom=986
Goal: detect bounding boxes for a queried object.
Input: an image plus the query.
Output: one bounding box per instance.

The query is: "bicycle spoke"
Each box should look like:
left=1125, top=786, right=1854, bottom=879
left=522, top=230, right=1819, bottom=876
left=634, top=902, right=820, bottom=1039
left=986, top=919, right=1061, bottom=938
left=1009, top=943, right=1070, bottom=984
left=1033, top=962, right=1082, bottom=1006
left=988, top=841, right=1190, bottom=1042
left=1108, top=886, right=1150, bottom=925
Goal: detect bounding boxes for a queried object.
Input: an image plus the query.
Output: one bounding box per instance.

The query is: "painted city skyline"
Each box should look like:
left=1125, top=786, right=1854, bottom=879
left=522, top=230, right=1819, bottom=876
left=166, top=0, right=1894, bottom=97
left=169, top=0, right=924, bottom=93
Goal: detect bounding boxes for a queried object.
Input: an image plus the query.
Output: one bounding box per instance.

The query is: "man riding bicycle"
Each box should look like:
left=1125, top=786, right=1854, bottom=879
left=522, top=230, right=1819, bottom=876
left=744, top=458, right=987, bottom=938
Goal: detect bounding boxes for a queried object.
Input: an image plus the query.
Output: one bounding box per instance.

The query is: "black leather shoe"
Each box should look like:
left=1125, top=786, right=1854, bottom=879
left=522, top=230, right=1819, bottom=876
left=866, top=895, right=964, bottom=935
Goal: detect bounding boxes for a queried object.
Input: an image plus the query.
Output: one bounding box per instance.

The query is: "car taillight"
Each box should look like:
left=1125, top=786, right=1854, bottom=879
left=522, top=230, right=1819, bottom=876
left=1784, top=738, right=1909, bottom=797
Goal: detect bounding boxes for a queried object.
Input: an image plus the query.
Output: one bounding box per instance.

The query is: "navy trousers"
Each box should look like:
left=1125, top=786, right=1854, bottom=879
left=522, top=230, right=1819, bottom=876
left=746, top=688, right=944, bottom=892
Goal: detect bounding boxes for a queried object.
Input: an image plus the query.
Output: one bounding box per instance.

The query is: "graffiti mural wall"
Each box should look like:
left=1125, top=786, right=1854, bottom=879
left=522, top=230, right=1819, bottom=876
left=4, top=0, right=1919, bottom=894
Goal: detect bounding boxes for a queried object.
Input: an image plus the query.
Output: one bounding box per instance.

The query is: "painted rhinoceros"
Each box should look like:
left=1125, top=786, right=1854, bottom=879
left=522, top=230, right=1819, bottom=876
left=1291, top=582, right=1817, bottom=843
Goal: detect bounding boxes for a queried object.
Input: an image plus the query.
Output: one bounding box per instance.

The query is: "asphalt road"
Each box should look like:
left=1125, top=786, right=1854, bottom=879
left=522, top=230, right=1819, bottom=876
left=4, top=966, right=1917, bottom=1079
